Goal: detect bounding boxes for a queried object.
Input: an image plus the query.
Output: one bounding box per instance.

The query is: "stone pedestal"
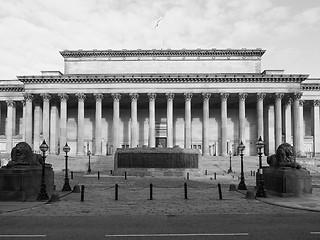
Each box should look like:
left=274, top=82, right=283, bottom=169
left=262, top=166, right=312, bottom=197
left=0, top=165, right=54, bottom=201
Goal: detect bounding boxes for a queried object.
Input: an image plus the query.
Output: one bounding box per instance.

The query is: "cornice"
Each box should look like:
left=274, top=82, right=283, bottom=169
left=0, top=85, right=24, bottom=92
left=301, top=83, right=320, bottom=91
left=60, top=49, right=266, bottom=58
left=17, top=73, right=308, bottom=84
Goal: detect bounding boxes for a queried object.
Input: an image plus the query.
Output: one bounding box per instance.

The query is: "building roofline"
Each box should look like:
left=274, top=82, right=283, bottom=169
left=60, top=48, right=266, bottom=58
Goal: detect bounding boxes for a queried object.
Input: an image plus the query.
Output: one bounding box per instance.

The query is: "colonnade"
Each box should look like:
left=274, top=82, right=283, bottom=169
left=2, top=91, right=313, bottom=156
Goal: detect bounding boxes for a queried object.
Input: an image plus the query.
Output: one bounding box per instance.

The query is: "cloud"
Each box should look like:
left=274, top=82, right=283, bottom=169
left=0, top=0, right=319, bottom=78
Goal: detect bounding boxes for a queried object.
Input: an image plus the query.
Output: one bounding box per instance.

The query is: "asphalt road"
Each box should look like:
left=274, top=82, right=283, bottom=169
left=0, top=213, right=320, bottom=240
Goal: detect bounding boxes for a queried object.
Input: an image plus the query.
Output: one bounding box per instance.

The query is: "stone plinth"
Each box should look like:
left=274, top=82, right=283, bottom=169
left=262, top=167, right=312, bottom=197
left=0, top=165, right=54, bottom=201
left=114, top=147, right=199, bottom=177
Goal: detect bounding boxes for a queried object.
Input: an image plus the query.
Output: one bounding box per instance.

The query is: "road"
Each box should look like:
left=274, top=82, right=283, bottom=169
left=0, top=213, right=320, bottom=240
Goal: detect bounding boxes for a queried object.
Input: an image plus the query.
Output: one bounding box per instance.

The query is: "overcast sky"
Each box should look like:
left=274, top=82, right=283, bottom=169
left=1, top=0, right=319, bottom=79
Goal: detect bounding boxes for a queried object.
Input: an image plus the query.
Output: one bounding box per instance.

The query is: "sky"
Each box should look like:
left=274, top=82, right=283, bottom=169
left=1, top=0, right=320, bottom=79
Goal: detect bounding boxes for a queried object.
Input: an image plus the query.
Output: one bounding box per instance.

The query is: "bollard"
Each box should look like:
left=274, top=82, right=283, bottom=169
left=187, top=172, right=189, bottom=180
left=218, top=183, right=222, bottom=200
left=214, top=172, right=217, bottom=180
left=205, top=170, right=207, bottom=175
left=115, top=184, right=118, bottom=201
left=98, top=171, right=100, bottom=180
left=71, top=171, right=74, bottom=179
left=251, top=170, right=253, bottom=176
left=253, top=171, right=256, bottom=177
left=184, top=183, right=188, bottom=199
left=149, top=183, right=153, bottom=200
left=81, top=185, right=85, bottom=202
left=110, top=170, right=113, bottom=176
left=125, top=172, right=127, bottom=180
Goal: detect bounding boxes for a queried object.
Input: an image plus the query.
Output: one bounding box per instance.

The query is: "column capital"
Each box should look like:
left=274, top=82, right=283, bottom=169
left=111, top=93, right=121, bottom=101
left=202, top=92, right=211, bottom=100
left=147, top=93, right=157, bottom=100
left=275, top=93, right=284, bottom=100
left=6, top=100, right=14, bottom=107
left=299, top=100, right=305, bottom=107
left=93, top=93, right=104, bottom=101
left=184, top=92, right=193, bottom=100
left=286, top=98, right=293, bottom=105
left=220, top=93, right=229, bottom=101
left=257, top=92, right=266, bottom=100
left=129, top=93, right=139, bottom=101
left=40, top=93, right=51, bottom=102
left=23, top=93, right=34, bottom=102
left=293, top=92, right=302, bottom=100
left=75, top=93, right=86, bottom=101
left=314, top=100, right=320, bottom=107
left=239, top=92, right=248, bottom=101
left=58, top=93, right=69, bottom=102
left=21, top=100, right=26, bottom=107
left=166, top=93, right=175, bottom=100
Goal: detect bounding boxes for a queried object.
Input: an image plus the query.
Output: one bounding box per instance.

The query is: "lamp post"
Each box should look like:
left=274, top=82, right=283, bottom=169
left=237, top=141, right=247, bottom=190
left=37, top=140, right=49, bottom=201
left=255, top=136, right=267, bottom=198
left=62, top=143, right=71, bottom=191
left=87, top=149, right=91, bottom=173
left=227, top=151, right=233, bottom=173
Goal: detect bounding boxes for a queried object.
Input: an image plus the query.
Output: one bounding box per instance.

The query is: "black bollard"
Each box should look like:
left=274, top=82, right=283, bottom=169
left=251, top=170, right=253, bottom=176
left=214, top=172, right=217, bottom=180
left=218, top=183, right=222, bottom=200
left=71, top=171, right=74, bottom=179
left=205, top=170, right=207, bottom=175
left=115, top=184, right=118, bottom=201
left=149, top=183, right=153, bottom=200
left=81, top=185, right=85, bottom=202
left=187, top=172, right=189, bottom=180
left=184, top=183, right=188, bottom=199
left=253, top=171, right=256, bottom=177
left=98, top=171, right=100, bottom=180
left=110, top=170, right=113, bottom=176
left=125, top=172, right=127, bottom=180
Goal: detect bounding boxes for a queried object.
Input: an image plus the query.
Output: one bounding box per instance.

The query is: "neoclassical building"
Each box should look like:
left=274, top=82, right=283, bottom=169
left=0, top=48, right=319, bottom=157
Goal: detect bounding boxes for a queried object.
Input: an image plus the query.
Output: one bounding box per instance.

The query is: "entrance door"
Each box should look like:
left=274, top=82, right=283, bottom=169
left=156, top=137, right=167, bottom=148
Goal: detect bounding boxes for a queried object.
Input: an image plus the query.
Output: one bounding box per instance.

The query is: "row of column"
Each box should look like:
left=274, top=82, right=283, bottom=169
left=14, top=91, right=306, bottom=155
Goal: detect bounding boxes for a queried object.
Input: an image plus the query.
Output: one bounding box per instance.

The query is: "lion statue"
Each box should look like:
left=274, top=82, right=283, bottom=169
left=5, top=142, right=42, bottom=167
left=267, top=143, right=301, bottom=169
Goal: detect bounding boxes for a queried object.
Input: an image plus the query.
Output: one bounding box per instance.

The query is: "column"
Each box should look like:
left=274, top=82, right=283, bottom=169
left=33, top=103, right=41, bottom=152
left=21, top=100, right=26, bottom=141
left=221, top=93, right=229, bottom=156
left=239, top=93, right=248, bottom=145
left=284, top=98, right=292, bottom=144
left=314, top=100, right=320, bottom=156
left=41, top=93, right=51, bottom=146
left=274, top=93, right=284, bottom=149
left=94, top=93, right=103, bottom=155
left=23, top=93, right=34, bottom=147
left=299, top=99, right=305, bottom=156
left=257, top=93, right=266, bottom=141
left=292, top=93, right=302, bottom=156
left=76, top=93, right=86, bottom=155
left=202, top=92, right=211, bottom=156
left=112, top=93, right=121, bottom=152
left=148, top=93, right=156, bottom=147
left=130, top=93, right=139, bottom=148
left=50, top=104, right=58, bottom=155
left=184, top=93, right=192, bottom=149
left=166, top=93, right=174, bottom=148
left=6, top=101, right=14, bottom=153
left=58, top=93, right=68, bottom=154
left=12, top=102, right=16, bottom=136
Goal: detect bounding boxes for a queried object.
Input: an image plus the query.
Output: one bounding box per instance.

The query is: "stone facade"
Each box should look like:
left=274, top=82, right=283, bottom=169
left=0, top=48, right=318, bottom=157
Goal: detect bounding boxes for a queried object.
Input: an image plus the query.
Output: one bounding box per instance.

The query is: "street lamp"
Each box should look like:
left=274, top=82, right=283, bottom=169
left=87, top=149, right=91, bottom=174
left=237, top=141, right=247, bottom=190
left=62, top=143, right=71, bottom=191
left=227, top=151, right=233, bottom=173
left=255, top=136, right=267, bottom=198
left=37, top=140, right=49, bottom=201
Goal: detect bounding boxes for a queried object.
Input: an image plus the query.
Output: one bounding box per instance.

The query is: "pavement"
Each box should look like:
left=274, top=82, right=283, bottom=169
left=1, top=169, right=320, bottom=216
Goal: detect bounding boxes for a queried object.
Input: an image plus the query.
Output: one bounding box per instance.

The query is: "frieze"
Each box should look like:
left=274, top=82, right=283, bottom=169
left=301, top=84, right=320, bottom=91
left=17, top=73, right=308, bottom=84
left=60, top=49, right=266, bottom=59
left=0, top=86, right=24, bottom=92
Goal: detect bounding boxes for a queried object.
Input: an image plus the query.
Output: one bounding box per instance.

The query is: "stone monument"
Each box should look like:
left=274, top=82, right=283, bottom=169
left=262, top=143, right=312, bottom=197
left=0, top=142, right=54, bottom=201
